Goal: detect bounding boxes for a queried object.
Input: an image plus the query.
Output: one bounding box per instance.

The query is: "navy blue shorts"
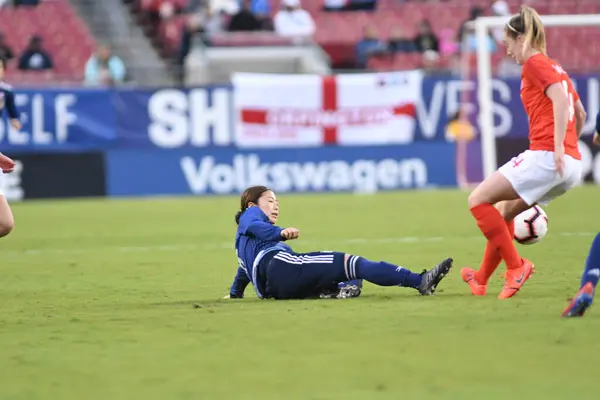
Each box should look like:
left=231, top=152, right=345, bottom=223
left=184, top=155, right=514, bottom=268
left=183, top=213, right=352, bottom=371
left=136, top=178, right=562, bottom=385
left=261, top=250, right=348, bottom=299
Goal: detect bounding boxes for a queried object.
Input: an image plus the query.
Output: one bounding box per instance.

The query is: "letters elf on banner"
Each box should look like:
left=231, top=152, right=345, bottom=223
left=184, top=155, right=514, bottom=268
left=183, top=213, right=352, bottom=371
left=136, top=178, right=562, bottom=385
left=232, top=71, right=423, bottom=148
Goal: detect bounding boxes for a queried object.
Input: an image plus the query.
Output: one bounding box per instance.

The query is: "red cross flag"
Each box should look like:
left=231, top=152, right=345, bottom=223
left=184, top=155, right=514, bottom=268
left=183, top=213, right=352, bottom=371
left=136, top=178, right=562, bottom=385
left=232, top=71, right=423, bottom=148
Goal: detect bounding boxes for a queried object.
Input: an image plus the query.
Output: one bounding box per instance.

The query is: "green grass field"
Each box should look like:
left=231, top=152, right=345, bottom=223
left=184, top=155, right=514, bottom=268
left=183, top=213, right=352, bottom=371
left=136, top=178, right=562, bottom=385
left=1, top=186, right=599, bottom=399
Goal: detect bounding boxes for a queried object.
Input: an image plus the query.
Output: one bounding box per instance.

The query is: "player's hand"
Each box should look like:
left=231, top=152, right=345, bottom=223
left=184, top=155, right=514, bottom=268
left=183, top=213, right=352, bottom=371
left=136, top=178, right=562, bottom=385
left=10, top=119, right=21, bottom=131
left=281, top=227, right=300, bottom=240
left=554, top=144, right=565, bottom=177
left=0, top=153, right=15, bottom=173
left=594, top=132, right=600, bottom=147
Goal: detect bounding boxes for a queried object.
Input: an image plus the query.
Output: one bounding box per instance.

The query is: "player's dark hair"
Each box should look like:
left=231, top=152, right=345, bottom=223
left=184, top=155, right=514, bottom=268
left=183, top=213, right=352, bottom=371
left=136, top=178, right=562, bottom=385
left=235, top=185, right=271, bottom=225
left=505, top=5, right=547, bottom=55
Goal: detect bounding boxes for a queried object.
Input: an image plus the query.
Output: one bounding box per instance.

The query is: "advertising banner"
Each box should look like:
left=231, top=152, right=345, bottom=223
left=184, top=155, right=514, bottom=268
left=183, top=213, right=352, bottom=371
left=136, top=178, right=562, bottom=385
left=105, top=143, right=456, bottom=196
left=2, top=74, right=598, bottom=153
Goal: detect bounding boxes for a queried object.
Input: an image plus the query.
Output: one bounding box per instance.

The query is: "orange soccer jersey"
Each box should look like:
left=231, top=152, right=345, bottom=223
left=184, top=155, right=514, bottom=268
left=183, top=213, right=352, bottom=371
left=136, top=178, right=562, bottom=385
left=520, top=53, right=581, bottom=160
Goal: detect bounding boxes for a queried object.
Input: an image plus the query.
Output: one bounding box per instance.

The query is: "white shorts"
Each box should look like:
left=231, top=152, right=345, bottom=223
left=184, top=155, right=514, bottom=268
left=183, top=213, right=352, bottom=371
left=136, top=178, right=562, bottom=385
left=0, top=170, right=4, bottom=197
left=499, top=150, right=581, bottom=206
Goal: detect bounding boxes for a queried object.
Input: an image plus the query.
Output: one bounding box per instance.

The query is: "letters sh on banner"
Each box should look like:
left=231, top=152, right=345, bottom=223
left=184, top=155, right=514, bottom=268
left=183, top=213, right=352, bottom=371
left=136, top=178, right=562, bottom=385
left=232, top=71, right=423, bottom=148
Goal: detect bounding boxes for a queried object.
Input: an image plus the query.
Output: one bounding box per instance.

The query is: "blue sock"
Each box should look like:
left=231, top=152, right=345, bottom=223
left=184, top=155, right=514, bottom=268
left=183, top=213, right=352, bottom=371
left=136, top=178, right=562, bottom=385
left=348, top=256, right=422, bottom=289
left=580, top=233, right=600, bottom=289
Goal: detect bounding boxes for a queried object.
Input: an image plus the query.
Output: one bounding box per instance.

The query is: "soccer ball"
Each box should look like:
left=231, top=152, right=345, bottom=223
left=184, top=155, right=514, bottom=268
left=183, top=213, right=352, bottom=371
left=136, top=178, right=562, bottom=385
left=513, top=205, right=548, bottom=245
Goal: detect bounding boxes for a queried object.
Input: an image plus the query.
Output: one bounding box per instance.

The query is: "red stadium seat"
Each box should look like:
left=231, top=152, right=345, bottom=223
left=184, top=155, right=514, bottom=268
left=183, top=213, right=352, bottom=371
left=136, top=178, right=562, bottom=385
left=0, top=0, right=96, bottom=84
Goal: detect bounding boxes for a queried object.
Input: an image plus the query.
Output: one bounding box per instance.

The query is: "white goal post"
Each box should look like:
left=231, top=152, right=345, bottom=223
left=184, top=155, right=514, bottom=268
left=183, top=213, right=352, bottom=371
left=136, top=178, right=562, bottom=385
left=473, top=14, right=600, bottom=179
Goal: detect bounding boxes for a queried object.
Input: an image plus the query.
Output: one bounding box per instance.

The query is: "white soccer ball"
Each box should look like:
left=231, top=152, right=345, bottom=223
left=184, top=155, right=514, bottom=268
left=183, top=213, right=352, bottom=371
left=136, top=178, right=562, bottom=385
left=513, top=205, right=548, bottom=245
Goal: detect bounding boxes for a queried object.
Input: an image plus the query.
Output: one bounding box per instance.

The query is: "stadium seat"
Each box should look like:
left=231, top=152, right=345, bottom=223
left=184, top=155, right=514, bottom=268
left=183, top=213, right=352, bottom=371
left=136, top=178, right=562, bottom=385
left=0, top=0, right=96, bottom=85
left=123, top=0, right=600, bottom=73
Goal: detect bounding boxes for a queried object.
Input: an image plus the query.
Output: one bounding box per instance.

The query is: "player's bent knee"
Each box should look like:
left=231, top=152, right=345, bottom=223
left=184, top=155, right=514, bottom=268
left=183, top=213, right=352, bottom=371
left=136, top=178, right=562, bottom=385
left=467, top=191, right=483, bottom=209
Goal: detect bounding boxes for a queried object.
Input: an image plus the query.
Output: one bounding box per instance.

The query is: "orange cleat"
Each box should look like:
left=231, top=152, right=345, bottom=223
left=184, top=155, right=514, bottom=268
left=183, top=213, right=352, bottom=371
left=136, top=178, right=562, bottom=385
left=461, top=267, right=487, bottom=296
left=498, top=259, right=534, bottom=299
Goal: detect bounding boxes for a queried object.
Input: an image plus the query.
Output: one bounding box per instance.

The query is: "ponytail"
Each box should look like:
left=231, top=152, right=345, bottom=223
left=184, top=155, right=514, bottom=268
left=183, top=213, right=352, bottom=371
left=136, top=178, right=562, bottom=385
left=505, top=5, right=547, bottom=56
left=235, top=210, right=243, bottom=225
left=521, top=6, right=546, bottom=55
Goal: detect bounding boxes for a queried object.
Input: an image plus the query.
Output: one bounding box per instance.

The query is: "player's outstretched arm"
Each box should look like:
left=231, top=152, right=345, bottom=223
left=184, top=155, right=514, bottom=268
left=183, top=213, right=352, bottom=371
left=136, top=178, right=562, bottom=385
left=5, top=89, right=20, bottom=131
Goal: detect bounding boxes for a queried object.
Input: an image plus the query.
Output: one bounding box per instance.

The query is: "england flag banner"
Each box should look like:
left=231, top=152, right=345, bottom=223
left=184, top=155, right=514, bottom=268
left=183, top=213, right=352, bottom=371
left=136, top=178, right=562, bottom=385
left=232, top=71, right=423, bottom=148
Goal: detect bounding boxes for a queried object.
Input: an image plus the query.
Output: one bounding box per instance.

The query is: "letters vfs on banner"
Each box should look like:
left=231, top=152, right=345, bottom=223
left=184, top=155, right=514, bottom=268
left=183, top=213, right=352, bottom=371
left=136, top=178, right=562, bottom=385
left=232, top=71, right=423, bottom=148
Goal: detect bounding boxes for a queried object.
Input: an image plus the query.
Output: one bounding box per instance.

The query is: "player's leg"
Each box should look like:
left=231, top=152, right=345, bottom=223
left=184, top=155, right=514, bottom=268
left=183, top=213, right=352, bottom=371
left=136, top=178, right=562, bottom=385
left=562, top=233, right=600, bottom=317
left=0, top=171, right=14, bottom=238
left=264, top=251, right=453, bottom=299
left=461, top=198, right=531, bottom=295
left=344, top=254, right=454, bottom=295
left=468, top=169, right=535, bottom=299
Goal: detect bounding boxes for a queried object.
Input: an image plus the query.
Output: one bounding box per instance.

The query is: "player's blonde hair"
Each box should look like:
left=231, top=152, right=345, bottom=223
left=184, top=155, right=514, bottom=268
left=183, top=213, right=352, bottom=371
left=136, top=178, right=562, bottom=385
left=505, top=5, right=547, bottom=56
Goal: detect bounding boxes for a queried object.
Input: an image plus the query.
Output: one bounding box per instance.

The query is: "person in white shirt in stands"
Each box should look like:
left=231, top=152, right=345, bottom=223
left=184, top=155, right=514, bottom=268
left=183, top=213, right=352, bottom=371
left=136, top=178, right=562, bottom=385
left=274, top=0, right=315, bottom=40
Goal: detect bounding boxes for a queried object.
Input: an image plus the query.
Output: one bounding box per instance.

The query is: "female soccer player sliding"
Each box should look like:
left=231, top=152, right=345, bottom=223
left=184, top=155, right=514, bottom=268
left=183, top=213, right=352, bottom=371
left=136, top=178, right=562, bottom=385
left=461, top=5, right=585, bottom=299
left=561, top=112, right=600, bottom=317
left=0, top=58, right=21, bottom=238
left=227, top=186, right=453, bottom=300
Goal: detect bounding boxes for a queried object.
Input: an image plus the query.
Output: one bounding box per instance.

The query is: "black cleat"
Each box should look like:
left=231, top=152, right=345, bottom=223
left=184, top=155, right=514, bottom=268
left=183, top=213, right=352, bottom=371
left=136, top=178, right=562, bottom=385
left=418, top=258, right=454, bottom=295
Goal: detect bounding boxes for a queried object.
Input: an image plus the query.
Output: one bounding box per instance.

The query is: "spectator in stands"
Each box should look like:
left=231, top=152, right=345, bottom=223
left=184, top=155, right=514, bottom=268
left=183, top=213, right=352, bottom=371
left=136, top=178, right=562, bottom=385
left=421, top=50, right=444, bottom=75
left=13, top=0, right=40, bottom=6
left=387, top=27, right=416, bottom=53
left=324, top=0, right=377, bottom=11
left=355, top=24, right=385, bottom=68
left=438, top=28, right=459, bottom=56
left=274, top=0, right=315, bottom=40
left=212, top=0, right=239, bottom=14
left=228, top=0, right=261, bottom=31
left=84, top=45, right=127, bottom=87
left=0, top=33, right=14, bottom=64
left=18, top=36, right=53, bottom=71
left=457, top=6, right=483, bottom=44
left=414, top=20, right=439, bottom=53
left=247, top=0, right=272, bottom=29
left=457, top=6, right=497, bottom=54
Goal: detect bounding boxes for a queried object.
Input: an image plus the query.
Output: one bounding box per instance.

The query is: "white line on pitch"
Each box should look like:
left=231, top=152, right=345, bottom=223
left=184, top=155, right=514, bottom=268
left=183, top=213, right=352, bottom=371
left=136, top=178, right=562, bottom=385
left=2, top=232, right=596, bottom=257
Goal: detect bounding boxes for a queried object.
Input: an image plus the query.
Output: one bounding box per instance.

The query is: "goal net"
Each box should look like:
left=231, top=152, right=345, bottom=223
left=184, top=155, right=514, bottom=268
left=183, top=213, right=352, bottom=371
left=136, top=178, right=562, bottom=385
left=459, top=11, right=600, bottom=187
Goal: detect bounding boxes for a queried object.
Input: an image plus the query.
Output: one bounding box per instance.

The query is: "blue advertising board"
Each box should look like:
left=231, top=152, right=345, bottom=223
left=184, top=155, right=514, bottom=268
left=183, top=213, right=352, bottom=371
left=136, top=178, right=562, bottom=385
left=2, top=74, right=599, bottom=153
left=3, top=74, right=599, bottom=198
left=105, top=143, right=456, bottom=196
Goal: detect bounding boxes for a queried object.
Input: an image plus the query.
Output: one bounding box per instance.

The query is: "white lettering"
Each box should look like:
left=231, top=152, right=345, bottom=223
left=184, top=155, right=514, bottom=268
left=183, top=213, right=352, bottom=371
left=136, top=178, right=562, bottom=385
left=148, top=90, right=189, bottom=148
left=31, top=94, right=52, bottom=144
left=417, top=81, right=446, bottom=138
left=55, top=94, right=77, bottom=143
left=181, top=154, right=430, bottom=194
left=148, top=89, right=231, bottom=148
left=189, top=88, right=231, bottom=146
